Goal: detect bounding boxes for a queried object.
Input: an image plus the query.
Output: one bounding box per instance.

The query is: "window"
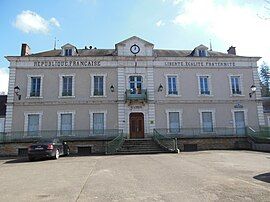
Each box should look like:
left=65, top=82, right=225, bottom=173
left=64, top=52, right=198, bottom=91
left=129, top=76, right=142, bottom=94
left=199, top=76, right=210, bottom=95
left=59, top=75, right=75, bottom=98
left=199, top=109, right=215, bottom=133
left=201, top=112, right=213, bottom=132
left=166, top=110, right=182, bottom=134
left=230, top=76, right=241, bottom=95
left=198, top=50, right=207, bottom=57
left=93, top=113, right=104, bottom=134
left=60, top=114, right=72, bottom=131
left=24, top=112, right=43, bottom=135
left=89, top=110, right=107, bottom=135
left=167, top=76, right=178, bottom=95
left=27, top=75, right=43, bottom=98
left=169, top=112, right=180, bottom=133
left=65, top=49, right=72, bottom=56
left=28, top=115, right=40, bottom=134
left=94, top=76, right=104, bottom=96
left=57, top=111, right=75, bottom=135
left=90, top=74, right=107, bottom=97
left=30, top=77, right=41, bottom=97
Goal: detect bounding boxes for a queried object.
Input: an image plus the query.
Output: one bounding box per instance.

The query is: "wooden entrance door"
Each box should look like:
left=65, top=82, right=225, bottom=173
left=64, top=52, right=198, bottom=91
left=129, top=113, right=144, bottom=139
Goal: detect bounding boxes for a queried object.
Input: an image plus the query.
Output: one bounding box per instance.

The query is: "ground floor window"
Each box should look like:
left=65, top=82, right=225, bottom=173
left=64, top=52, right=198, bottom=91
left=201, top=112, right=213, bottom=132
left=168, top=111, right=181, bottom=133
left=93, top=113, right=104, bottom=134
left=57, top=111, right=75, bottom=136
left=24, top=112, right=42, bottom=136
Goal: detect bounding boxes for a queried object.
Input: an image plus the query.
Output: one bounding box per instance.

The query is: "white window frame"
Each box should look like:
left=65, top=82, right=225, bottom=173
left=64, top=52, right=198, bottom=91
left=90, top=73, right=107, bottom=97
left=165, top=74, right=180, bottom=97
left=228, top=74, right=244, bottom=97
left=231, top=109, right=248, bottom=130
left=196, top=74, right=213, bottom=96
left=165, top=109, right=183, bottom=132
left=26, top=75, right=44, bottom=98
left=198, top=109, right=216, bottom=133
left=57, top=111, right=76, bottom=131
left=89, top=110, right=107, bottom=132
left=59, top=74, right=75, bottom=98
left=24, top=112, right=43, bottom=132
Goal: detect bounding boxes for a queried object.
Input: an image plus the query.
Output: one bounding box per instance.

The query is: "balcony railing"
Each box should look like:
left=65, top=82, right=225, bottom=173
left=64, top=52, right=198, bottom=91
left=125, top=89, right=147, bottom=102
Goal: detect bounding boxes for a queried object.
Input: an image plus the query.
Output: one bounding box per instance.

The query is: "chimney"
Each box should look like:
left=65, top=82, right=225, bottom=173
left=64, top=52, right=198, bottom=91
left=21, top=43, right=31, bottom=56
left=227, top=46, right=236, bottom=55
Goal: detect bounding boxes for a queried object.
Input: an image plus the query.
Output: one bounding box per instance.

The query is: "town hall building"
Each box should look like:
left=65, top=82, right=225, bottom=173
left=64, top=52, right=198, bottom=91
left=5, top=36, right=264, bottom=139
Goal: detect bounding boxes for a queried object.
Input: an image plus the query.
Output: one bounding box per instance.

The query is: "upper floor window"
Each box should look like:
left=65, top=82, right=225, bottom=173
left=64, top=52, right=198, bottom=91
left=65, top=48, right=72, bottom=56
left=27, top=75, right=43, bottom=98
left=199, top=76, right=210, bottom=95
left=94, top=76, right=104, bottom=96
left=59, top=74, right=75, bottom=98
left=230, top=76, right=241, bottom=95
left=91, top=74, right=107, bottom=97
left=167, top=76, right=178, bottom=95
left=30, top=77, right=41, bottom=97
left=129, top=76, right=142, bottom=94
left=62, top=76, right=73, bottom=96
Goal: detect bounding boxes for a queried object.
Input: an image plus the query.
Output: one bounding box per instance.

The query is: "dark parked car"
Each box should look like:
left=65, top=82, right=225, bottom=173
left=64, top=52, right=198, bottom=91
left=28, top=138, right=70, bottom=161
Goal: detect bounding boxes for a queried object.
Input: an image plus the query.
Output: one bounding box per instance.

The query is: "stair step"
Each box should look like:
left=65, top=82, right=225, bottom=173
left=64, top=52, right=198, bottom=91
left=116, top=139, right=172, bottom=154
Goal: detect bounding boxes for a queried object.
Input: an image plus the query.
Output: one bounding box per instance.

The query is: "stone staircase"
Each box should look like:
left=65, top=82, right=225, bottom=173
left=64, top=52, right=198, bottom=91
left=116, top=138, right=171, bottom=154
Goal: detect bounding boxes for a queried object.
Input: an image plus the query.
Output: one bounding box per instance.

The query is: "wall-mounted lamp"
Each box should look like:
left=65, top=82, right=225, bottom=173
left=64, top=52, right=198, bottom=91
left=158, top=84, right=163, bottom=92
left=249, top=85, right=256, bottom=98
left=110, top=85, right=115, bottom=92
left=14, top=86, right=21, bottom=100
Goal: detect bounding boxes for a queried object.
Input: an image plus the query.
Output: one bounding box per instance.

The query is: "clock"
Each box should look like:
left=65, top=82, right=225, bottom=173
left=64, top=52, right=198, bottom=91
left=130, top=44, right=140, bottom=54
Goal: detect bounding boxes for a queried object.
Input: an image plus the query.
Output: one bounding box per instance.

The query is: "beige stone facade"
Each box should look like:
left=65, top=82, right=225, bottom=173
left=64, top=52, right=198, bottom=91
left=5, top=36, right=263, bottom=138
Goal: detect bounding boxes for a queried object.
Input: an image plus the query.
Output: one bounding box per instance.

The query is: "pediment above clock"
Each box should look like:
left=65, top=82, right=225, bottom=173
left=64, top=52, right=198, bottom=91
left=115, top=36, right=154, bottom=56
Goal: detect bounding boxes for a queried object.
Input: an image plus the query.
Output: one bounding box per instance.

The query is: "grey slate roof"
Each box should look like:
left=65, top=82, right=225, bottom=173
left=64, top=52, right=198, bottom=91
left=28, top=48, right=246, bottom=58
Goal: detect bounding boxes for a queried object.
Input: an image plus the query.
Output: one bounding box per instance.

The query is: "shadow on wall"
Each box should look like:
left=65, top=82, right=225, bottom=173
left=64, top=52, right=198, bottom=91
left=253, top=172, right=270, bottom=183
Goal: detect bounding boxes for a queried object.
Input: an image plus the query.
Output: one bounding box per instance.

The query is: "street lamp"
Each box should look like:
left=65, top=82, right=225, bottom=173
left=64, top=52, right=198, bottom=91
left=14, top=86, right=21, bottom=100
left=110, top=85, right=115, bottom=92
left=249, top=85, right=256, bottom=98
left=158, top=84, right=163, bottom=92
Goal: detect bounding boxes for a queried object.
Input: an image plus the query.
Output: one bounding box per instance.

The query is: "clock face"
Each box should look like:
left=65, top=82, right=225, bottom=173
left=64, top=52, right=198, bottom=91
left=130, top=44, right=140, bottom=54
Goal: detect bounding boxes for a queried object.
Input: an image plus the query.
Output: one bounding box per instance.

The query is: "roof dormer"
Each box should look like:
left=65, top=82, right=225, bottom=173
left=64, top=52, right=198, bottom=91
left=192, top=44, right=208, bottom=57
left=115, top=36, right=154, bottom=56
left=61, top=43, right=77, bottom=56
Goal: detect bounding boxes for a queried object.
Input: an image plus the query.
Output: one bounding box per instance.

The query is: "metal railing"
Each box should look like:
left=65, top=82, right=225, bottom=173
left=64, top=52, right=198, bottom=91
left=106, top=131, right=125, bottom=154
left=0, top=129, right=122, bottom=143
left=153, top=129, right=178, bottom=152
left=246, top=127, right=270, bottom=143
left=154, top=127, right=247, bottom=138
left=125, top=89, right=147, bottom=102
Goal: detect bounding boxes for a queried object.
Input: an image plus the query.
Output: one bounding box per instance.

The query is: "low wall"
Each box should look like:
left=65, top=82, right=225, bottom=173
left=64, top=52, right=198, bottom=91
left=177, top=137, right=251, bottom=151
left=0, top=140, right=107, bottom=157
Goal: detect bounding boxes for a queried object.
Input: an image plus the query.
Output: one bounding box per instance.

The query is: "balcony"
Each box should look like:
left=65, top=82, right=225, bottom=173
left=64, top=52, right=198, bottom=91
left=125, top=89, right=147, bottom=103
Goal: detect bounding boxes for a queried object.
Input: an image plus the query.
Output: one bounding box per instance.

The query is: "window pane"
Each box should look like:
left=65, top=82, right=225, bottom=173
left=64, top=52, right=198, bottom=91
left=169, top=112, right=180, bottom=133
left=168, top=76, right=177, bottom=95
left=93, top=113, right=104, bottom=134
left=30, top=77, right=41, bottom=97
left=61, top=114, right=72, bottom=131
left=28, top=114, right=39, bottom=135
left=62, top=76, right=72, bottom=96
left=94, top=76, right=104, bottom=95
left=202, top=112, right=213, bottom=132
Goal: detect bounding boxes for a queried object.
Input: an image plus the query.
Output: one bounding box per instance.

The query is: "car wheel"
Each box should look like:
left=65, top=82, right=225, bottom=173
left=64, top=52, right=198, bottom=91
left=54, top=149, right=60, bottom=160
left=65, top=148, right=70, bottom=156
left=28, top=157, right=35, bottom=161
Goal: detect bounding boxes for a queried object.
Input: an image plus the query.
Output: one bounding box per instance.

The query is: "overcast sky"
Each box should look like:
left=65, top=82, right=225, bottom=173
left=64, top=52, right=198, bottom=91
left=0, top=0, right=270, bottom=93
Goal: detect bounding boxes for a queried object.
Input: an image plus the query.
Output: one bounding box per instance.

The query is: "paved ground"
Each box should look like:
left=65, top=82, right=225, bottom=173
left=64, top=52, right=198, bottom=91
left=0, top=150, right=270, bottom=202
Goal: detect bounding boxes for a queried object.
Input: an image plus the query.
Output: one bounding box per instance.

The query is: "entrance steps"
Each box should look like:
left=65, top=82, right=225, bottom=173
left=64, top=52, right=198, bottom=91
left=116, top=138, right=171, bottom=154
